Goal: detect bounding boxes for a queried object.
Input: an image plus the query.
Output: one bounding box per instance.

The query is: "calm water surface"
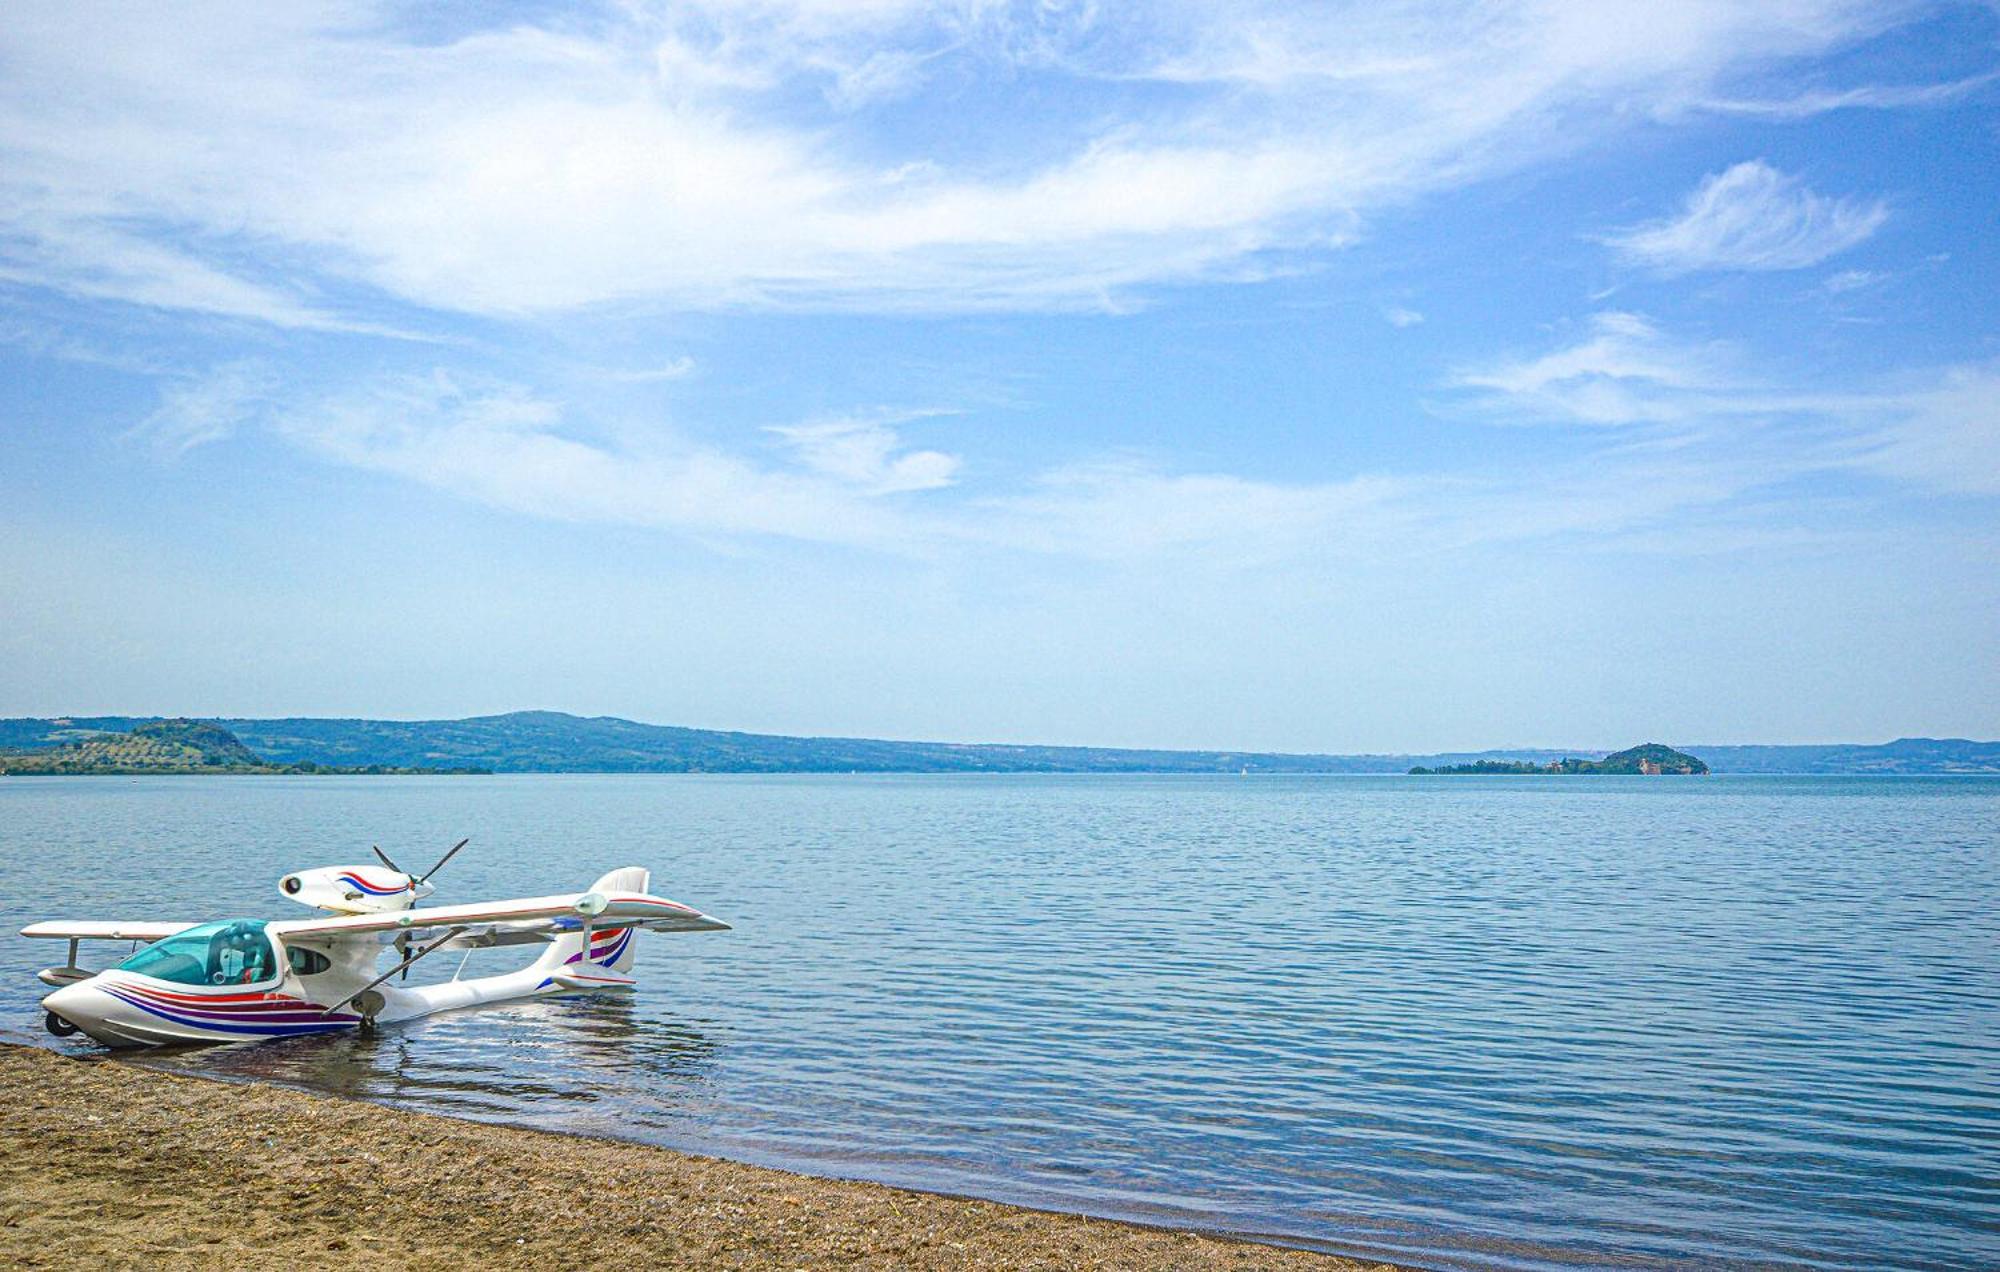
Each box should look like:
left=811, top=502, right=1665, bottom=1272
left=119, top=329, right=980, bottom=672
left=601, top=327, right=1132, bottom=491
left=1, top=775, right=1995, bottom=1270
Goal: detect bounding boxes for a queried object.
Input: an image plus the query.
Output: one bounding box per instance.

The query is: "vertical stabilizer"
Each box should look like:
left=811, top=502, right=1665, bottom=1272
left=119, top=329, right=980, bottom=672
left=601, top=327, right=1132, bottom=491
left=532, top=867, right=650, bottom=976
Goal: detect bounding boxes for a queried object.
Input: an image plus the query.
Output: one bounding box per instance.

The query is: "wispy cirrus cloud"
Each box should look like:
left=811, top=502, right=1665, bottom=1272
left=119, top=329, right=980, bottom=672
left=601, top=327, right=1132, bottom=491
left=267, top=372, right=958, bottom=549
left=140, top=326, right=1999, bottom=568
left=597, top=357, right=698, bottom=384
left=975, top=460, right=1414, bottom=561
left=1458, top=312, right=2000, bottom=497
left=0, top=3, right=1940, bottom=325
left=1845, top=364, right=2000, bottom=497
left=1694, top=69, right=1999, bottom=119
left=0, top=213, right=359, bottom=333
left=1605, top=160, right=1888, bottom=274
left=769, top=411, right=962, bottom=495
left=117, top=357, right=967, bottom=548
left=129, top=361, right=279, bottom=454
left=1454, top=312, right=1738, bottom=424
left=1823, top=268, right=1885, bottom=294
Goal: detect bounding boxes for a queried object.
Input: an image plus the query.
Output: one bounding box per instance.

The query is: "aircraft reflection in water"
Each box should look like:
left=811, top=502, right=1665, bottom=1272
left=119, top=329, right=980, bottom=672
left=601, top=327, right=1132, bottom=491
left=127, top=991, right=725, bottom=1128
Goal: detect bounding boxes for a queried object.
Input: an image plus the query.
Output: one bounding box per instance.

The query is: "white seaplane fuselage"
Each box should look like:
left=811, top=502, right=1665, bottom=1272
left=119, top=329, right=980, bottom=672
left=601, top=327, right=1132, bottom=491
left=26, top=863, right=727, bottom=1048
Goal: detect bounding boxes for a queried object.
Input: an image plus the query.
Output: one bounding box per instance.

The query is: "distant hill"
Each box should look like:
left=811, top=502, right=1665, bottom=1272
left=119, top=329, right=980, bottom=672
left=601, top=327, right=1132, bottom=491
left=0, top=711, right=1382, bottom=774
left=1411, top=743, right=1709, bottom=776
left=0, top=712, right=1993, bottom=774
left=0, top=719, right=268, bottom=774
left=1676, top=738, right=2000, bottom=774
left=0, top=718, right=487, bottom=776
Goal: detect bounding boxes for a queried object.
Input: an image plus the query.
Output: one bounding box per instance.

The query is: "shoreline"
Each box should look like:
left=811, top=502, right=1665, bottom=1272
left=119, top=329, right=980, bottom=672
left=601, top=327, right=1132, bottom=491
left=0, top=1044, right=1405, bottom=1269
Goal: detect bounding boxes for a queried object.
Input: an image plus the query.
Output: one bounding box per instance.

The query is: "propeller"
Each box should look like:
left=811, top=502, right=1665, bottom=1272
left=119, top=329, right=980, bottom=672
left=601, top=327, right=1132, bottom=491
left=416, top=837, right=470, bottom=886
left=371, top=844, right=402, bottom=873
left=399, top=837, right=467, bottom=979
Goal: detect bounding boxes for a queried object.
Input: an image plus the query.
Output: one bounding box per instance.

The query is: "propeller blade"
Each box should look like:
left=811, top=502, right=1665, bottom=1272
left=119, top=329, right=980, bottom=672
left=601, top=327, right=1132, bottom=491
left=416, top=837, right=470, bottom=886
left=371, top=844, right=403, bottom=873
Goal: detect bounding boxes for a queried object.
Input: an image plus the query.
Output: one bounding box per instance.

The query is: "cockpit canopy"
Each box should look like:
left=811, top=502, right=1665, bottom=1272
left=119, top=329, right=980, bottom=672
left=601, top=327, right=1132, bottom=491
left=116, top=920, right=278, bottom=987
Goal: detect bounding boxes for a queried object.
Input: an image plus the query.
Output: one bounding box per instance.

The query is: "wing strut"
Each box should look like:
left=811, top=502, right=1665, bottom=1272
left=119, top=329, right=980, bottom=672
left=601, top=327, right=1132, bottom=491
left=325, top=925, right=467, bottom=1017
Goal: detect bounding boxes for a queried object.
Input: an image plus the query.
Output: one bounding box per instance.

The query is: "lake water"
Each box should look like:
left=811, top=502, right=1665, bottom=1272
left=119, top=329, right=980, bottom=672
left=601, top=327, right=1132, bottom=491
left=1, top=774, right=1995, bottom=1270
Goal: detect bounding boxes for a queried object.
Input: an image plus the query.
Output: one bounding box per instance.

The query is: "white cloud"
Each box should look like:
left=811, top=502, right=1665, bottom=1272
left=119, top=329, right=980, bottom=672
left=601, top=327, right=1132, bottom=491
left=0, top=3, right=1928, bottom=323
left=1384, top=306, right=1425, bottom=327
left=976, top=461, right=1414, bottom=560
left=1823, top=268, right=1884, bottom=294
left=130, top=362, right=276, bottom=454
left=137, top=332, right=1999, bottom=569
left=0, top=213, right=356, bottom=332
left=1844, top=365, right=2000, bottom=496
left=1694, top=70, right=1999, bottom=119
left=768, top=412, right=961, bottom=493
left=1606, top=160, right=1888, bottom=273
left=599, top=357, right=698, bottom=384
left=1459, top=315, right=2000, bottom=498
left=262, top=372, right=959, bottom=548
left=1454, top=312, right=1739, bottom=424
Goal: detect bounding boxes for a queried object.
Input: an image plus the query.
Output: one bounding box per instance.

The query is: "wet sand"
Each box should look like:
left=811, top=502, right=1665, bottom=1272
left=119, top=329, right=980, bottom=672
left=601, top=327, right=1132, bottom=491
left=0, top=1044, right=1403, bottom=1270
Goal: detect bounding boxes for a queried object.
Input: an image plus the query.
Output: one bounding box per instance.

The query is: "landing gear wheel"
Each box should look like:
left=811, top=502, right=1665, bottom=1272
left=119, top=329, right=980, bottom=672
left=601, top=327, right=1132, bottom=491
left=349, top=988, right=387, bottom=1035
left=44, top=1011, right=78, bottom=1037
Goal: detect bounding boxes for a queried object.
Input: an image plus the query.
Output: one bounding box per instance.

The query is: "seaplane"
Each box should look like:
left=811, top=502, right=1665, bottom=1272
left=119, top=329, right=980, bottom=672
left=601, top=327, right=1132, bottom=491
left=20, top=839, right=730, bottom=1048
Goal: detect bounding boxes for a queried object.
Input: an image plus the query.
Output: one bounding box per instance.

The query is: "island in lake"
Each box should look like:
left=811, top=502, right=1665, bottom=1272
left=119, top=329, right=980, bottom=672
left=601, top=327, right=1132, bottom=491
left=1410, top=742, right=1708, bottom=776
left=0, top=719, right=488, bottom=776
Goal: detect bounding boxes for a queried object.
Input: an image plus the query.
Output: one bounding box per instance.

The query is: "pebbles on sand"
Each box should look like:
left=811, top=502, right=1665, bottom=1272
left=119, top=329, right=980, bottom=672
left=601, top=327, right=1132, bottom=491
left=0, top=1044, right=1396, bottom=1270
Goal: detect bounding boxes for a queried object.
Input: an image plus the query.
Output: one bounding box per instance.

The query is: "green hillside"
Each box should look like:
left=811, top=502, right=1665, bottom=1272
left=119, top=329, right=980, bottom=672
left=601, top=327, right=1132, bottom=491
left=0, top=713, right=1992, bottom=774
left=0, top=719, right=259, bottom=773
left=0, top=719, right=486, bottom=776
left=1579, top=743, right=1709, bottom=775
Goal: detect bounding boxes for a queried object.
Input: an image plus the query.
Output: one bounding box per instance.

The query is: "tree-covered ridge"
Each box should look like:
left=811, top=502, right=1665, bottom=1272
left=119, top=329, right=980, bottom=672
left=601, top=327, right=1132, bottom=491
left=0, top=719, right=487, bottom=775
left=1410, top=743, right=1709, bottom=776
left=0, top=719, right=253, bottom=773
left=0, top=713, right=1992, bottom=773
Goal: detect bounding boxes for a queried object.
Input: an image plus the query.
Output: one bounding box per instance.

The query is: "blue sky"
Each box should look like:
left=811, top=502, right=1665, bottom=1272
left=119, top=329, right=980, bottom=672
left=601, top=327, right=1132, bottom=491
left=1, top=1, right=1996, bottom=751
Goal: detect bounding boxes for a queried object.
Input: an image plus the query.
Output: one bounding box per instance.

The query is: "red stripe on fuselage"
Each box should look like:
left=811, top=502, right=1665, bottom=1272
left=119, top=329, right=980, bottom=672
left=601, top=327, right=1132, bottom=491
left=105, top=981, right=294, bottom=1005
left=111, top=982, right=319, bottom=1013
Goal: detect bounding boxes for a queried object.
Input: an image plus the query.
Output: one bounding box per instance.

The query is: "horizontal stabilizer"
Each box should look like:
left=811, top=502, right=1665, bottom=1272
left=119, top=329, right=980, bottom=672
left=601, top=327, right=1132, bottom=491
left=547, top=968, right=638, bottom=992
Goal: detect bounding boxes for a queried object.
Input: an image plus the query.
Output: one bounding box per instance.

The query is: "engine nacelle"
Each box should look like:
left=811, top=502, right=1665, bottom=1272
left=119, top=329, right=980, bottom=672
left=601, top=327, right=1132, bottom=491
left=280, top=865, right=433, bottom=914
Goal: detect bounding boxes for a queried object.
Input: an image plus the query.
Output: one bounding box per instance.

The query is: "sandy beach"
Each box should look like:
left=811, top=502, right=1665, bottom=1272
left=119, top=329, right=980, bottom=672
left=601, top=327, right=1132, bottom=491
left=0, top=1044, right=1401, bottom=1270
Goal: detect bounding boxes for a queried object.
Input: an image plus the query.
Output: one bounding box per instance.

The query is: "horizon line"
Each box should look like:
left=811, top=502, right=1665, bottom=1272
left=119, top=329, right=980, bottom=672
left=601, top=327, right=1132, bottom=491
left=8, top=710, right=1994, bottom=757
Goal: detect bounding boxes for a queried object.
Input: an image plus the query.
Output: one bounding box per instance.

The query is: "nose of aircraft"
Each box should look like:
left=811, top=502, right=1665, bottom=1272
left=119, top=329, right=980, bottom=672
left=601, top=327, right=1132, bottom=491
left=42, top=979, right=112, bottom=1037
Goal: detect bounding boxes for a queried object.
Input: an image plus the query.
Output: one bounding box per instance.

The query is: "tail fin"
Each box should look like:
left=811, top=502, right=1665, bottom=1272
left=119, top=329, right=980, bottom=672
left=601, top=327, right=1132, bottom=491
left=533, top=867, right=650, bottom=976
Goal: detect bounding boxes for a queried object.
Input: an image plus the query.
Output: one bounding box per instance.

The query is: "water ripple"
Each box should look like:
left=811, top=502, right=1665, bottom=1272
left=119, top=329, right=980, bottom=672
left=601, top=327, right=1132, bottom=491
left=2, top=774, right=1996, bottom=1270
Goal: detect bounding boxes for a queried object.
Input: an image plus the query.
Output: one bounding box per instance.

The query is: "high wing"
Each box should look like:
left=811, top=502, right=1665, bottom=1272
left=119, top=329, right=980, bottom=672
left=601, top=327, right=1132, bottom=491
left=270, top=889, right=729, bottom=949
left=21, top=921, right=198, bottom=943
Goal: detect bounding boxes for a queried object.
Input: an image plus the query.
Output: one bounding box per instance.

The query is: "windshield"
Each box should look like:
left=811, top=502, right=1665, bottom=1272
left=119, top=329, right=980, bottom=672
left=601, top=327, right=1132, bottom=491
left=116, top=920, right=278, bottom=987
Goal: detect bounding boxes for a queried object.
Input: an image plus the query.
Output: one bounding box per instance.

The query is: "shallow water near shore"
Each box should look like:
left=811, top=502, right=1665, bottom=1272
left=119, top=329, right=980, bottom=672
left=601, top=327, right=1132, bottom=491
left=2, top=774, right=1995, bottom=1270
